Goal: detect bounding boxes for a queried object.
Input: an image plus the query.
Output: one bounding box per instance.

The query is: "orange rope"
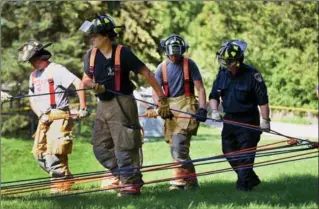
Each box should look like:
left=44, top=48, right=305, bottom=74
left=1, top=137, right=313, bottom=196
left=45, top=150, right=319, bottom=197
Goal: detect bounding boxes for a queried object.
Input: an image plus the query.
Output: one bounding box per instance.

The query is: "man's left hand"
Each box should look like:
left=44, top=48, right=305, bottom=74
left=260, top=118, right=271, bottom=131
left=157, top=96, right=173, bottom=119
left=195, top=108, right=208, bottom=122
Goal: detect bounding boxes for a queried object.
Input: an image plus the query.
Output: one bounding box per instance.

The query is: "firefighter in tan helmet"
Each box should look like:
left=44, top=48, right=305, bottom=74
left=18, top=40, right=89, bottom=193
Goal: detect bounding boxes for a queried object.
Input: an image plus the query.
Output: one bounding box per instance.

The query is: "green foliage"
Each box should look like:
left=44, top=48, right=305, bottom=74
left=1, top=1, right=318, bottom=134
left=1, top=114, right=29, bottom=134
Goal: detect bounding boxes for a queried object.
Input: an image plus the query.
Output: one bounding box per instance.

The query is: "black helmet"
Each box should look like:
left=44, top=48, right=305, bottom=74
left=160, top=34, right=189, bottom=56
left=79, top=14, right=123, bottom=40
left=18, top=40, right=52, bottom=62
left=216, top=40, right=247, bottom=69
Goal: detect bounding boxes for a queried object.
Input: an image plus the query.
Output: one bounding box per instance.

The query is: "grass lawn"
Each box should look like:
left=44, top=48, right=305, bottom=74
left=1, top=125, right=318, bottom=209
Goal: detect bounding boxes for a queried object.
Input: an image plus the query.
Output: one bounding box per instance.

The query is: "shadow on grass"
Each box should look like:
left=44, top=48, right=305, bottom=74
left=4, top=174, right=317, bottom=209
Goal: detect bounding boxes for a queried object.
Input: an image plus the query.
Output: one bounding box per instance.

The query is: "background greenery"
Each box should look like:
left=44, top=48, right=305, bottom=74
left=1, top=1, right=318, bottom=134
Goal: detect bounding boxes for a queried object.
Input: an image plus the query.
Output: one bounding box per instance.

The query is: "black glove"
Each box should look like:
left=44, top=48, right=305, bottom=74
left=195, top=108, right=207, bottom=122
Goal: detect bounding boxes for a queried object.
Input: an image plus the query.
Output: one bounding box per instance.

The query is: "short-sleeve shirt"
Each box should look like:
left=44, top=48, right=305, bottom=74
left=209, top=63, right=269, bottom=115
left=84, top=44, right=145, bottom=101
left=28, top=62, right=77, bottom=114
left=154, top=57, right=202, bottom=97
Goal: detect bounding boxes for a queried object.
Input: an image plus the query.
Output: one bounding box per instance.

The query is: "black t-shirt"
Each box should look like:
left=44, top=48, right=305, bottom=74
left=84, top=44, right=145, bottom=100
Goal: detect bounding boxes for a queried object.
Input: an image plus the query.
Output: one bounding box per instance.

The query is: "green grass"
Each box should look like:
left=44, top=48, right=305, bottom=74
left=1, top=126, right=318, bottom=209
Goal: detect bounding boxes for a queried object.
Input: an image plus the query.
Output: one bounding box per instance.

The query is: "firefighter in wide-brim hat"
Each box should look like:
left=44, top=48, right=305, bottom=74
left=18, top=40, right=89, bottom=193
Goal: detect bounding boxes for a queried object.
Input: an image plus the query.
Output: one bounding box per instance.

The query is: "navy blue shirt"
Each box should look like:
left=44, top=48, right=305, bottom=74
left=155, top=57, right=202, bottom=97
left=209, top=63, right=269, bottom=114
left=84, top=44, right=145, bottom=101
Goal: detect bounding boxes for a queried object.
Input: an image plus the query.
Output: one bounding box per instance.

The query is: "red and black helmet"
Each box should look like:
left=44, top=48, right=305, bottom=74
left=79, top=14, right=124, bottom=40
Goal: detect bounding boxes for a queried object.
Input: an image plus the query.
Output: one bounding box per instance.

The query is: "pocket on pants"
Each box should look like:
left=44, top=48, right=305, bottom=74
left=118, top=124, right=142, bottom=151
left=53, top=136, right=73, bottom=155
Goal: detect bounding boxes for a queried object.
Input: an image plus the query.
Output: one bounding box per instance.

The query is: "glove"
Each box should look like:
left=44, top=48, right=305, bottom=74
left=157, top=96, right=173, bottom=119
left=78, top=108, right=90, bottom=118
left=211, top=109, right=221, bottom=121
left=145, top=107, right=157, bottom=118
left=195, top=108, right=208, bottom=122
left=260, top=118, right=271, bottom=131
left=1, top=92, right=11, bottom=102
left=39, top=114, right=51, bottom=125
left=93, top=83, right=105, bottom=94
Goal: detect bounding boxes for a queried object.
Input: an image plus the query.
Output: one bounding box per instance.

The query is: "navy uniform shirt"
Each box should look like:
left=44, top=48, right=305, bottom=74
left=155, top=57, right=202, bottom=97
left=209, top=63, right=268, bottom=115
left=84, top=44, right=145, bottom=101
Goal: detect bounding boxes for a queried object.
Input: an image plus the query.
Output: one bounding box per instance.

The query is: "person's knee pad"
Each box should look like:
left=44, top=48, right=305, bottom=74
left=93, top=145, right=117, bottom=170
left=170, top=134, right=189, bottom=161
left=33, top=153, right=48, bottom=173
left=115, top=150, right=133, bottom=168
left=45, top=154, right=65, bottom=178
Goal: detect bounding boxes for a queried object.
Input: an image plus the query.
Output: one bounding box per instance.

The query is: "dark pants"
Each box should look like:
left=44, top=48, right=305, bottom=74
left=222, top=113, right=261, bottom=189
left=92, top=96, right=143, bottom=186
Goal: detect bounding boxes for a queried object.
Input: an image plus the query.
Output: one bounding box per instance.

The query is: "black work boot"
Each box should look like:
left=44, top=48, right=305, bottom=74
left=184, top=180, right=199, bottom=191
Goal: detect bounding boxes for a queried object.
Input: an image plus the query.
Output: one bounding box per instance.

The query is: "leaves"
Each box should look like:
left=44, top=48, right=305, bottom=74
left=1, top=1, right=318, bottom=134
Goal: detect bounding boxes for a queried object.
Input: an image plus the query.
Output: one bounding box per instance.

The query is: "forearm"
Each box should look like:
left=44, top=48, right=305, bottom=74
left=152, top=89, right=160, bottom=106
left=146, top=74, right=165, bottom=98
left=259, top=104, right=270, bottom=119
left=209, top=99, right=219, bottom=111
left=198, top=87, right=207, bottom=109
left=140, top=66, right=165, bottom=99
left=75, top=80, right=87, bottom=109
left=82, top=73, right=95, bottom=89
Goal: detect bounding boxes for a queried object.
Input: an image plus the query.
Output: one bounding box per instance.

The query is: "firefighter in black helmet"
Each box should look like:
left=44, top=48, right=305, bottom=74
left=79, top=14, right=172, bottom=196
left=209, top=40, right=271, bottom=191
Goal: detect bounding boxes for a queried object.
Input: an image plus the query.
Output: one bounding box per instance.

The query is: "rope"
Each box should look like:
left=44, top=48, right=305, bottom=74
left=6, top=87, right=316, bottom=146
left=36, top=154, right=319, bottom=199
left=2, top=88, right=317, bottom=196
left=0, top=139, right=293, bottom=186
left=2, top=143, right=316, bottom=195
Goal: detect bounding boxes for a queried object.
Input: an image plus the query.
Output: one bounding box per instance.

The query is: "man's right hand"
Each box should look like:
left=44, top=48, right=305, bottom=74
left=211, top=109, right=222, bottom=121
left=157, top=96, right=173, bottom=119
left=93, top=83, right=105, bottom=94
left=39, top=114, right=51, bottom=125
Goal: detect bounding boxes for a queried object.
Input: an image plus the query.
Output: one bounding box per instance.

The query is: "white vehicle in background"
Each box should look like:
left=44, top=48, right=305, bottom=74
left=134, top=87, right=164, bottom=141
